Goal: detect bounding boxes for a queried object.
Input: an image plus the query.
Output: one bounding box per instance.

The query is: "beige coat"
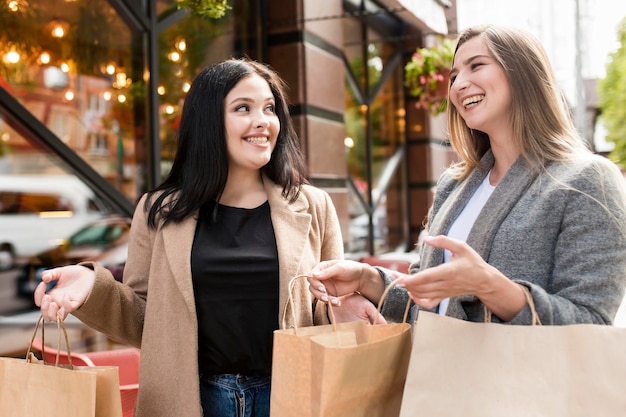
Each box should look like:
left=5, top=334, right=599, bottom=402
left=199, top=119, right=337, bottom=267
left=74, top=180, right=343, bottom=417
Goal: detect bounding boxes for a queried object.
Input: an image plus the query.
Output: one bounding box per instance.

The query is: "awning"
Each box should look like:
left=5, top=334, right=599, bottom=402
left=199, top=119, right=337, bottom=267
left=380, top=0, right=449, bottom=35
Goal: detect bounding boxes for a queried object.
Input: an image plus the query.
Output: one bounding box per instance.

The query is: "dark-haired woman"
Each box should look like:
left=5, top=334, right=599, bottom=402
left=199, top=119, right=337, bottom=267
left=35, top=58, right=347, bottom=417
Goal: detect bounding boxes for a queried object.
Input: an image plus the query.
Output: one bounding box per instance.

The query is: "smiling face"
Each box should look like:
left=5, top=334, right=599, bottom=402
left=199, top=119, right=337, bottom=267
left=449, top=36, right=512, bottom=139
left=223, top=73, right=279, bottom=174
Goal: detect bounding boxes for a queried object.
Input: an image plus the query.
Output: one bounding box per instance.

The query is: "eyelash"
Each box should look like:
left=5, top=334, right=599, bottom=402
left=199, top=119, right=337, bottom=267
left=234, top=104, right=275, bottom=113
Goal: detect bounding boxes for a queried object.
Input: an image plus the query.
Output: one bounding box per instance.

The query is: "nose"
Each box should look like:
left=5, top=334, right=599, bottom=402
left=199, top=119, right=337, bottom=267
left=450, top=73, right=469, bottom=93
left=254, top=112, right=270, bottom=129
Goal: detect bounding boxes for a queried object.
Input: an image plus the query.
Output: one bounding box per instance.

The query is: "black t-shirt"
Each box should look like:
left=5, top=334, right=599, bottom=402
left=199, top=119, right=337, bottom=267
left=191, top=200, right=279, bottom=375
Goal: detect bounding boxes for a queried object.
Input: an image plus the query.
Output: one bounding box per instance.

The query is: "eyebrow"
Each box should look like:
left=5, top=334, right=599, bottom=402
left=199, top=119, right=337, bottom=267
left=450, top=54, right=491, bottom=74
left=462, top=54, right=490, bottom=65
left=227, top=96, right=275, bottom=105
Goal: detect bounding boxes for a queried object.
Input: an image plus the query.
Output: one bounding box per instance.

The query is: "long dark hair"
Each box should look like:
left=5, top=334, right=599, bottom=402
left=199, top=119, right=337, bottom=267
left=145, top=58, right=308, bottom=228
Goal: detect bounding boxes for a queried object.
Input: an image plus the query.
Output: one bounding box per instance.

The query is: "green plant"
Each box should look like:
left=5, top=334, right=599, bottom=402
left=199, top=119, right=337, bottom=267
left=177, top=0, right=231, bottom=19
left=404, top=38, right=455, bottom=116
left=599, top=16, right=626, bottom=168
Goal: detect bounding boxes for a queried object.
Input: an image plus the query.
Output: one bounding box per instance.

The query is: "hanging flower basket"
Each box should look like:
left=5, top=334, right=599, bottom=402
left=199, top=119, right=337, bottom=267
left=177, top=0, right=231, bottom=19
left=404, top=38, right=455, bottom=116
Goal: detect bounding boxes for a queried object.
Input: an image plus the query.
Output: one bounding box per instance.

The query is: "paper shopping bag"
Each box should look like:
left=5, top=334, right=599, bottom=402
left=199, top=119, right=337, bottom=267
left=399, top=311, right=626, bottom=417
left=270, top=320, right=411, bottom=417
left=0, top=315, right=122, bottom=417
left=270, top=275, right=412, bottom=417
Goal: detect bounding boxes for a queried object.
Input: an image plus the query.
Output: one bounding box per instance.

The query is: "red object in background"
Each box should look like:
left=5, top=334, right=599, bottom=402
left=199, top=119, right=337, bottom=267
left=31, top=337, right=140, bottom=417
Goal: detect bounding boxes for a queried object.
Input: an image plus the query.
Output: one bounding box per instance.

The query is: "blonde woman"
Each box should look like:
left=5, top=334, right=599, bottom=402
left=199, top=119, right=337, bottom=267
left=309, top=25, right=626, bottom=326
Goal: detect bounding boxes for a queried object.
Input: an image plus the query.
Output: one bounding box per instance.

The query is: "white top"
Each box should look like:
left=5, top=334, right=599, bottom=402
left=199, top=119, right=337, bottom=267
left=438, top=172, right=495, bottom=315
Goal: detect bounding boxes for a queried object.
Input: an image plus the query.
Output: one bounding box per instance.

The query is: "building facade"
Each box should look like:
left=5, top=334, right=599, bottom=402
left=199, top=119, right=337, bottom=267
left=0, top=0, right=457, bottom=261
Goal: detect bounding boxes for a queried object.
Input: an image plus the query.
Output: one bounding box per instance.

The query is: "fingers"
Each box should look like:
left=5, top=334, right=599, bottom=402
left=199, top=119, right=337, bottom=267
left=423, top=235, right=466, bottom=253
left=39, top=293, right=63, bottom=322
left=307, top=276, right=326, bottom=298
left=33, top=281, right=47, bottom=307
left=310, top=259, right=341, bottom=278
left=372, top=312, right=387, bottom=325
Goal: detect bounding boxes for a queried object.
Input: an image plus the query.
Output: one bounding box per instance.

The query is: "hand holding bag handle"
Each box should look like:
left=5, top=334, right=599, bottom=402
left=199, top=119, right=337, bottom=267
left=270, top=275, right=413, bottom=417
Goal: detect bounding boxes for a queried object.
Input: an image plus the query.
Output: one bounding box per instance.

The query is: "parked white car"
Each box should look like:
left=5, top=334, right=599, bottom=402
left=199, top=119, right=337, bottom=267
left=0, top=174, right=108, bottom=269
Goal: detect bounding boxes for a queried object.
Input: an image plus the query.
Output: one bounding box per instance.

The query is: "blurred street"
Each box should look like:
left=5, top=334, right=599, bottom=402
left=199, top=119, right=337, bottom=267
left=2, top=260, right=625, bottom=360
left=0, top=267, right=35, bottom=316
left=0, top=267, right=121, bottom=358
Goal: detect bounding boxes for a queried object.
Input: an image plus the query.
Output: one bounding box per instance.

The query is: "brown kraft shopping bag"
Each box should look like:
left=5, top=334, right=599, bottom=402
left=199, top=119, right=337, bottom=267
left=399, top=286, right=626, bottom=417
left=270, top=275, right=412, bottom=417
left=0, top=314, right=122, bottom=417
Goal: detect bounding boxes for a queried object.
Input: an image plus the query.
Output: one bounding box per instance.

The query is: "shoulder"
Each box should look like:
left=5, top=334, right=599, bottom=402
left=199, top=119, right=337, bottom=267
left=548, top=154, right=624, bottom=190
left=298, top=183, right=332, bottom=203
left=265, top=180, right=333, bottom=214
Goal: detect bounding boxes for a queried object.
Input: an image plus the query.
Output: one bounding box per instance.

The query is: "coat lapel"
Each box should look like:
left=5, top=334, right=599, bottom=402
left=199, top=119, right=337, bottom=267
left=264, top=180, right=312, bottom=321
left=162, top=213, right=198, bottom=315
left=421, top=152, right=494, bottom=271
left=445, top=154, right=538, bottom=320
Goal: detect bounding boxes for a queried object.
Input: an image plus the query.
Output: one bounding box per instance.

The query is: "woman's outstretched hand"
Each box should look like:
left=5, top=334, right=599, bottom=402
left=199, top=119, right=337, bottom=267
left=34, top=265, right=96, bottom=321
left=308, top=259, right=385, bottom=307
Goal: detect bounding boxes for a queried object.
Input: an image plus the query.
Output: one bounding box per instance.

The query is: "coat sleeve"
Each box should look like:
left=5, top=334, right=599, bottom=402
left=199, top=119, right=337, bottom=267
left=72, top=195, right=152, bottom=347
left=510, top=158, right=626, bottom=325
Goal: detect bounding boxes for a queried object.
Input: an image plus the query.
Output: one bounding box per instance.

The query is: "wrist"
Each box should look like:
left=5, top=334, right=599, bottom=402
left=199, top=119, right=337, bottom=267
left=358, top=264, right=386, bottom=305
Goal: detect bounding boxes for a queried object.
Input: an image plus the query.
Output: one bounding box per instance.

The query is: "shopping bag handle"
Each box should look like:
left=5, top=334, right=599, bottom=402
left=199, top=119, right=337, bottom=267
left=287, top=274, right=338, bottom=335
left=376, top=276, right=412, bottom=324
left=286, top=274, right=411, bottom=338
left=26, top=313, right=74, bottom=368
left=484, top=284, right=542, bottom=325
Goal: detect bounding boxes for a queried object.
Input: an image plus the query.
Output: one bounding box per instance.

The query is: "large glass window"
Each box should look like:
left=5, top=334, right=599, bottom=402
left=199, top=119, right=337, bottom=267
left=343, top=0, right=409, bottom=254
left=1, top=0, right=138, bottom=195
left=0, top=0, right=254, bottom=316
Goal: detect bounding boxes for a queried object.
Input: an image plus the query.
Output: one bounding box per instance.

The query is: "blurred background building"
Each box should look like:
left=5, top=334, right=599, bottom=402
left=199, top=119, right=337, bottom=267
left=1, top=0, right=624, bottom=334
left=0, top=0, right=457, bottom=265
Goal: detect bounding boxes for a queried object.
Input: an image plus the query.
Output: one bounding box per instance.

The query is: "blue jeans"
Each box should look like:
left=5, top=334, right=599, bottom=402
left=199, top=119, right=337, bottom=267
left=200, top=373, right=271, bottom=417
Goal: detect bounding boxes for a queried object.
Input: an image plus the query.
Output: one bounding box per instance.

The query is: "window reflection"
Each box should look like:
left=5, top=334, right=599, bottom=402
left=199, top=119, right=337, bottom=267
left=0, top=0, right=138, bottom=198
left=343, top=3, right=409, bottom=254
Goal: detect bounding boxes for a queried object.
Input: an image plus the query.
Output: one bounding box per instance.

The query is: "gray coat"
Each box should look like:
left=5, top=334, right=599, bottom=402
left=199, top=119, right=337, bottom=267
left=381, top=150, right=626, bottom=325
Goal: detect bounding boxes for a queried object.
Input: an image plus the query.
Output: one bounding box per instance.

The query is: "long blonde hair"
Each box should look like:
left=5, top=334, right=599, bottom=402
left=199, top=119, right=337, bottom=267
left=447, top=25, right=590, bottom=180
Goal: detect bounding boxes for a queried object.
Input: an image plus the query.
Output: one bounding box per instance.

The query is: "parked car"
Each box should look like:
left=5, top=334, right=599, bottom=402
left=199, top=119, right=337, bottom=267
left=0, top=174, right=110, bottom=270
left=16, top=215, right=130, bottom=300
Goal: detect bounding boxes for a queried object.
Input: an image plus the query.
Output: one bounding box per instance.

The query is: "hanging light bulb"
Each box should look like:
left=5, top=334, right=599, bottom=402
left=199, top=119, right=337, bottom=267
left=48, top=19, right=70, bottom=38
left=3, top=50, right=20, bottom=64
left=39, top=52, right=51, bottom=65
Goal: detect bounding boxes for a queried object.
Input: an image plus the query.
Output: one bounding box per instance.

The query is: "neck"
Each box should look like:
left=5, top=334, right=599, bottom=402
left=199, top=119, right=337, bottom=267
left=489, top=139, right=520, bottom=186
left=220, top=170, right=267, bottom=208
